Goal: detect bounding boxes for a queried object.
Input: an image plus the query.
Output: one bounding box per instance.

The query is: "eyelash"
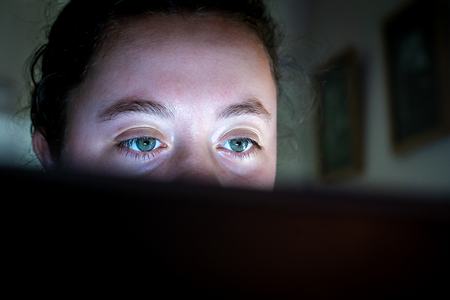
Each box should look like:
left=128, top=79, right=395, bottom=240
left=116, top=136, right=263, bottom=161
left=219, top=137, right=263, bottom=160
left=116, top=137, right=164, bottom=161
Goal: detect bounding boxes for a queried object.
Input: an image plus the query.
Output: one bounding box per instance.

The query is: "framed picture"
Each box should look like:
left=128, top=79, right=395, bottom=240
left=316, top=49, right=363, bottom=181
left=383, top=0, right=450, bottom=154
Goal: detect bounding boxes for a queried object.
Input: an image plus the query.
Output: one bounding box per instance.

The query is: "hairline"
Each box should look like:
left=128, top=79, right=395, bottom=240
left=84, top=12, right=277, bottom=88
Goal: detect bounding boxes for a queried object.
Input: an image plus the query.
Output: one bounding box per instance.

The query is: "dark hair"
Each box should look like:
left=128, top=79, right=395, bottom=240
left=29, top=0, right=282, bottom=163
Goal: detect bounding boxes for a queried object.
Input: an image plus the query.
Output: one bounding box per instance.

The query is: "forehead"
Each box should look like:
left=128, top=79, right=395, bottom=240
left=90, top=15, right=271, bottom=80
left=100, top=14, right=265, bottom=58
left=76, top=15, right=276, bottom=119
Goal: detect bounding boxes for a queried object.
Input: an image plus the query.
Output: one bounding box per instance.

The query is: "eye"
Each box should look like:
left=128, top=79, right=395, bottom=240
left=122, top=137, right=162, bottom=152
left=221, top=138, right=254, bottom=152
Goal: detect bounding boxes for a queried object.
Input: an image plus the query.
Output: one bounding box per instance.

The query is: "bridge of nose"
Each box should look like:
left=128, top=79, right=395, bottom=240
left=166, top=140, right=221, bottom=186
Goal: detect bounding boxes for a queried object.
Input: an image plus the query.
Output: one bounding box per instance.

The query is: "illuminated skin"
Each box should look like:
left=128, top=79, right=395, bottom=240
left=34, top=16, right=277, bottom=190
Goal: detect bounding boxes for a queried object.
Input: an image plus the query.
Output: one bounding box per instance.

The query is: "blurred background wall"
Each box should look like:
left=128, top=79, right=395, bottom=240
left=0, top=0, right=449, bottom=194
left=272, top=0, right=450, bottom=195
left=0, top=0, right=45, bottom=169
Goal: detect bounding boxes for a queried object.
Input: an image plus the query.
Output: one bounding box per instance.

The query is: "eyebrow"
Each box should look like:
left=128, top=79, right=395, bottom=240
left=217, top=100, right=272, bottom=122
left=97, top=99, right=174, bottom=122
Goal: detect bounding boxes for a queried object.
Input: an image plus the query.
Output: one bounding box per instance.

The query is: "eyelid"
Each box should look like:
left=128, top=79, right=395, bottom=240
left=115, top=126, right=169, bottom=145
left=114, top=127, right=170, bottom=161
left=214, top=128, right=262, bottom=145
left=216, top=137, right=263, bottom=162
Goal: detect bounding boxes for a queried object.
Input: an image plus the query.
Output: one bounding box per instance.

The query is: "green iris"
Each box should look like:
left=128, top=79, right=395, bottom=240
left=136, top=137, right=157, bottom=152
left=229, top=138, right=249, bottom=152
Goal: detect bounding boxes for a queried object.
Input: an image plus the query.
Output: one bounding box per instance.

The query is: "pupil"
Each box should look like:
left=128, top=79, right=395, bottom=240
left=230, top=139, right=248, bottom=152
left=136, top=137, right=156, bottom=152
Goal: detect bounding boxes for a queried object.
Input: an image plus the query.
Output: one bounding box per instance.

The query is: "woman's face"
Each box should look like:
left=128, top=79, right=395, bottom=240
left=62, top=16, right=277, bottom=190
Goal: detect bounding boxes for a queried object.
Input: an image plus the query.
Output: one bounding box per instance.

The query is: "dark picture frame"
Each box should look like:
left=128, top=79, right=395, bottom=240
left=383, top=0, right=450, bottom=154
left=316, top=49, right=363, bottom=181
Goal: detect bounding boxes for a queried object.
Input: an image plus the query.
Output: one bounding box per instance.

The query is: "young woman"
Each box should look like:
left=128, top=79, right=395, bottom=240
left=30, top=0, right=282, bottom=190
